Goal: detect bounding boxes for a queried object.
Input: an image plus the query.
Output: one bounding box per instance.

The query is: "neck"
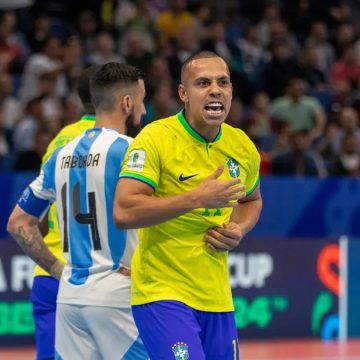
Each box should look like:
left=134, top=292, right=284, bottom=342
left=186, top=113, right=220, bottom=142
left=95, top=112, right=126, bottom=135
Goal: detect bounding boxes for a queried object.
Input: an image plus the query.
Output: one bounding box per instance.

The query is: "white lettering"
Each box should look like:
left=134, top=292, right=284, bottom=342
left=0, top=259, right=7, bottom=292
left=229, top=253, right=274, bottom=289
left=11, top=256, right=34, bottom=291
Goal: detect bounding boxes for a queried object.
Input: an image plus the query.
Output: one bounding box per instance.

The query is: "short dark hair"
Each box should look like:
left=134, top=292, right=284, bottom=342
left=77, top=65, right=100, bottom=114
left=181, top=51, right=225, bottom=83
left=90, top=62, right=144, bottom=113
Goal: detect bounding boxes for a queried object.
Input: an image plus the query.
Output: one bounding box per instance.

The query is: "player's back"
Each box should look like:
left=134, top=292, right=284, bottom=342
left=48, top=127, right=136, bottom=307
left=35, top=115, right=96, bottom=277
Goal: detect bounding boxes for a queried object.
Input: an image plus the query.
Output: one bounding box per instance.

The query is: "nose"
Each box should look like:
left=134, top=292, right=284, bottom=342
left=209, top=80, right=221, bottom=97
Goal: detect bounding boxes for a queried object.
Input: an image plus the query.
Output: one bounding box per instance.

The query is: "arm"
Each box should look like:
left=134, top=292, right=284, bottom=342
left=7, top=205, right=64, bottom=279
left=114, top=166, right=246, bottom=229
left=206, top=185, right=263, bottom=251
left=311, top=109, right=326, bottom=140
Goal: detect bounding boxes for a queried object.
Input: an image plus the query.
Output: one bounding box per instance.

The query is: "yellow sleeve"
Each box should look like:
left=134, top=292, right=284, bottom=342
left=245, top=140, right=261, bottom=196
left=120, top=124, right=162, bottom=190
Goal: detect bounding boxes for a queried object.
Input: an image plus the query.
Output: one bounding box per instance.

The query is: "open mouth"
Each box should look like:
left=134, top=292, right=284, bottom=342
left=204, top=102, right=224, bottom=116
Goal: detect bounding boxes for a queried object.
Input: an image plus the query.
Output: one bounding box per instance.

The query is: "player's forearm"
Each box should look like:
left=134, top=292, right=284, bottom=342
left=7, top=218, right=63, bottom=279
left=230, top=197, right=263, bottom=235
left=114, top=191, right=202, bottom=229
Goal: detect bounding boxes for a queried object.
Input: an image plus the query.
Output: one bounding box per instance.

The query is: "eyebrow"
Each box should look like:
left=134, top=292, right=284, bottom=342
left=195, top=76, right=230, bottom=82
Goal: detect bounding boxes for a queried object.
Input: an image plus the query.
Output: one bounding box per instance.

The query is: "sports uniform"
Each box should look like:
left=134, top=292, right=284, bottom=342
left=20, top=128, right=147, bottom=360
left=120, top=110, right=260, bottom=359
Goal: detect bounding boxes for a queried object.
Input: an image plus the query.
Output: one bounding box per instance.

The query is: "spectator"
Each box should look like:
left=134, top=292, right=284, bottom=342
left=13, top=126, right=52, bottom=170
left=330, top=45, right=360, bottom=86
left=272, top=130, right=327, bottom=176
left=306, top=21, right=335, bottom=74
left=333, top=106, right=360, bottom=153
left=13, top=95, right=45, bottom=152
left=121, top=30, right=154, bottom=73
left=87, top=31, right=124, bottom=66
left=263, top=42, right=303, bottom=99
left=143, top=82, right=180, bottom=126
left=330, top=131, right=360, bottom=176
left=19, top=35, right=68, bottom=101
left=245, top=91, right=274, bottom=151
left=270, top=77, right=326, bottom=140
left=156, top=0, right=195, bottom=46
left=257, top=3, right=281, bottom=48
left=235, top=24, right=267, bottom=91
left=0, top=100, right=14, bottom=170
left=301, top=45, right=326, bottom=89
left=0, top=72, right=22, bottom=129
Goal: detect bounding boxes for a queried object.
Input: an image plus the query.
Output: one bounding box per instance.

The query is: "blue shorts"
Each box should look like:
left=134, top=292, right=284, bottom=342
left=132, top=300, right=240, bottom=360
left=31, top=276, right=59, bottom=360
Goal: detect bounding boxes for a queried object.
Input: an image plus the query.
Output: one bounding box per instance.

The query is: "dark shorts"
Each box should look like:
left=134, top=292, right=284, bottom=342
left=31, top=276, right=59, bottom=360
left=132, top=300, right=240, bottom=360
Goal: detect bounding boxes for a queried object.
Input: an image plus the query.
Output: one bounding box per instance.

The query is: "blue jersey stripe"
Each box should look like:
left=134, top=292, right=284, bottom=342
left=68, top=130, right=101, bottom=285
left=42, top=146, right=63, bottom=191
left=104, top=137, right=128, bottom=270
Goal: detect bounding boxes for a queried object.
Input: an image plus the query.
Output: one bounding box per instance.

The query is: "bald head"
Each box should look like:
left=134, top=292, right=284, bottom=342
left=180, top=51, right=229, bottom=84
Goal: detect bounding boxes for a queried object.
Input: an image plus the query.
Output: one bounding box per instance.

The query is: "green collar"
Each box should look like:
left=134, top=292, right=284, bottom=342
left=177, top=111, right=222, bottom=143
left=81, top=114, right=96, bottom=121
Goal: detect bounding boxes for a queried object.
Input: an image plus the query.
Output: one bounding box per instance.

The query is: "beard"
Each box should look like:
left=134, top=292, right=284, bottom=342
left=125, top=113, right=141, bottom=137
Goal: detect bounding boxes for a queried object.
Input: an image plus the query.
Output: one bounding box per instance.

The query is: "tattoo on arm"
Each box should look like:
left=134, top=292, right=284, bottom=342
left=13, top=225, right=58, bottom=275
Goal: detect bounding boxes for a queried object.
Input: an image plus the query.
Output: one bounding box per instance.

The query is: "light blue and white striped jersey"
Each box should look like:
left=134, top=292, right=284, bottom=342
left=20, top=128, right=137, bottom=307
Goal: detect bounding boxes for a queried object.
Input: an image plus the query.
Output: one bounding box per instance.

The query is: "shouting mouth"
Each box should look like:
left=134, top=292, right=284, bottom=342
left=204, top=101, right=224, bottom=117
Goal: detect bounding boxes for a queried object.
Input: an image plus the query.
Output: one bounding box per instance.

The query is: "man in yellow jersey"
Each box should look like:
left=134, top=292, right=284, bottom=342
left=30, top=65, right=98, bottom=360
left=114, top=51, right=262, bottom=359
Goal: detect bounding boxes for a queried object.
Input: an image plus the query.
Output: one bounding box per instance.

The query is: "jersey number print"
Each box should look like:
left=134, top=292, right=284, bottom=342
left=61, top=182, right=101, bottom=252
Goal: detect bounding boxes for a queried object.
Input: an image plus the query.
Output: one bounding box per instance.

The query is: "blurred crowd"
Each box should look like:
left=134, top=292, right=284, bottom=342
left=1, top=0, right=360, bottom=177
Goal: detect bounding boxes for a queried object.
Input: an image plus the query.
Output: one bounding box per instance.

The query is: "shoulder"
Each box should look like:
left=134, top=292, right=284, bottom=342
left=222, top=124, right=259, bottom=158
left=138, top=114, right=179, bottom=138
left=223, top=124, right=254, bottom=145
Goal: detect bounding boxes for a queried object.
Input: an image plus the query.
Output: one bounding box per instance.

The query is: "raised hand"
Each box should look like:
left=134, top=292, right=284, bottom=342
left=193, top=165, right=245, bottom=209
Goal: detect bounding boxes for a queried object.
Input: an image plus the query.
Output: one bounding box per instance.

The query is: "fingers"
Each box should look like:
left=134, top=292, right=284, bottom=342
left=208, top=165, right=224, bottom=179
left=205, top=228, right=240, bottom=250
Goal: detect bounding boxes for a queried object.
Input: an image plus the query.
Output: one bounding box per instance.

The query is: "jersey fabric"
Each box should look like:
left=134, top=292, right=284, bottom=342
left=34, top=114, right=96, bottom=277
left=132, top=301, right=239, bottom=360
left=20, top=128, right=137, bottom=308
left=120, top=110, right=260, bottom=312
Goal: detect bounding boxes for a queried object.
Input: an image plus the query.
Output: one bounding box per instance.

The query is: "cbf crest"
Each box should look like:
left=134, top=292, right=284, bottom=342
left=172, top=342, right=189, bottom=360
left=227, top=158, right=240, bottom=178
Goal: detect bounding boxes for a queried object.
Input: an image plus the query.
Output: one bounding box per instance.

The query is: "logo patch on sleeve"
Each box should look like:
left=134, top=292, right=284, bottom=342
left=126, top=150, right=146, bottom=172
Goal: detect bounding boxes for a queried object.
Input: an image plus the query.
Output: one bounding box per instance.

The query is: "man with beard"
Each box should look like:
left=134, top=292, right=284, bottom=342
left=7, top=63, right=148, bottom=359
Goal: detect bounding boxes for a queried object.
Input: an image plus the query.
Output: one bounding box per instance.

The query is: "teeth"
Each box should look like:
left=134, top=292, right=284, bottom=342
left=207, top=102, right=222, bottom=107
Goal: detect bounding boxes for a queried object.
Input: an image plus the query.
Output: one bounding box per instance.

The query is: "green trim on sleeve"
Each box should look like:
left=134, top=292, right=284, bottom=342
left=246, top=176, right=260, bottom=196
left=119, top=172, right=157, bottom=190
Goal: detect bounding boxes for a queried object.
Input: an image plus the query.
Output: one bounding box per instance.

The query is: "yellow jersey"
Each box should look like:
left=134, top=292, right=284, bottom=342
left=120, top=111, right=260, bottom=312
left=34, top=115, right=96, bottom=277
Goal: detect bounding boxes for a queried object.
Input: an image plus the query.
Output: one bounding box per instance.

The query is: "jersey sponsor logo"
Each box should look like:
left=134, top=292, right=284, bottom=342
left=227, top=158, right=240, bottom=178
left=126, top=150, right=146, bottom=172
left=172, top=342, right=189, bottom=360
left=178, top=173, right=197, bottom=182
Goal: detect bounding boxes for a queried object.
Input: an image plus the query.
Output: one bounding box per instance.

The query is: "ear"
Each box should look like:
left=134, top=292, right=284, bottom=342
left=178, top=83, right=188, bottom=104
left=121, top=95, right=133, bottom=115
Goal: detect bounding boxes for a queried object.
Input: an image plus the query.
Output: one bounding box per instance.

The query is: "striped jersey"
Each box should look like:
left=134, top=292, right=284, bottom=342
left=35, top=114, right=96, bottom=277
left=19, top=128, right=137, bottom=308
